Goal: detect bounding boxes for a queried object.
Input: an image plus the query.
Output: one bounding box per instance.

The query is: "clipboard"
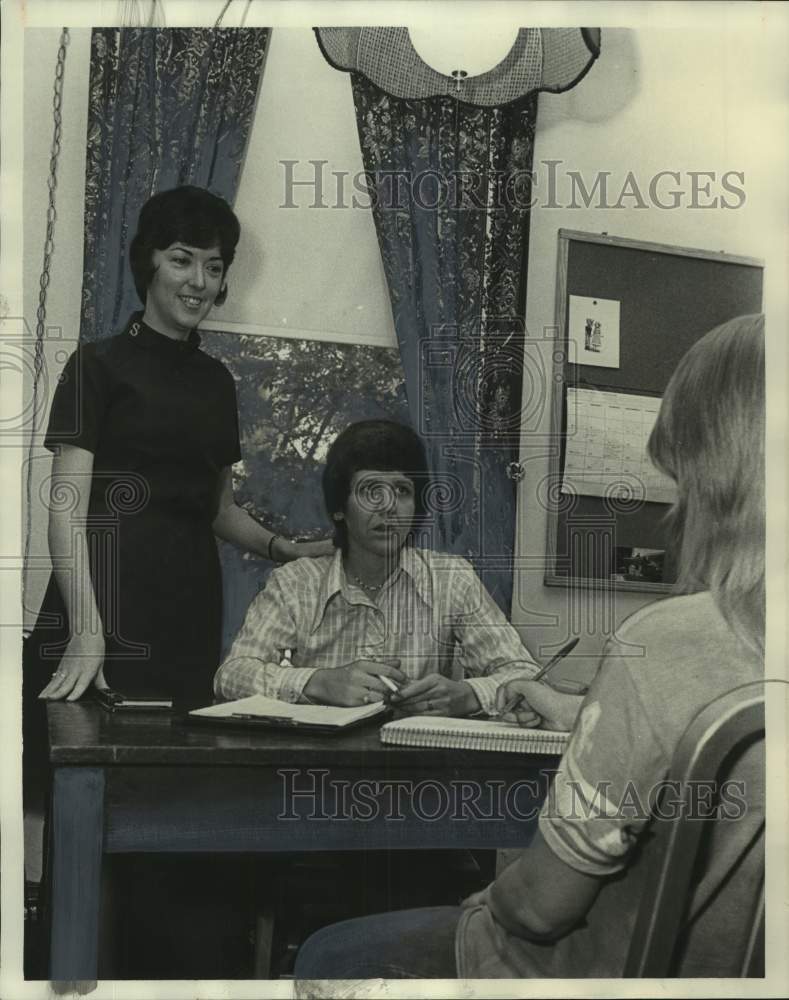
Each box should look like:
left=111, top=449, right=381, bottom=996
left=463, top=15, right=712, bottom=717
left=185, top=694, right=390, bottom=736
left=185, top=707, right=391, bottom=736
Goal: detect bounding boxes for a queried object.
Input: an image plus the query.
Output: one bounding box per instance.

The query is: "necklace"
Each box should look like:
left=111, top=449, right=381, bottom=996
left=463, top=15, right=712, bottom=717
left=350, top=572, right=385, bottom=592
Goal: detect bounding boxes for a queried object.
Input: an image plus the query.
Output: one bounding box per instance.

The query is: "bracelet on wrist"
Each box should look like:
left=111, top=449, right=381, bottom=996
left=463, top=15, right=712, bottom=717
left=267, top=534, right=280, bottom=562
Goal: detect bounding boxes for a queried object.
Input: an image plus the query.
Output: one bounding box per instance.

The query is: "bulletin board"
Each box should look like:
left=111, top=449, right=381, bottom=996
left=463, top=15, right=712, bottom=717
left=545, top=229, right=763, bottom=593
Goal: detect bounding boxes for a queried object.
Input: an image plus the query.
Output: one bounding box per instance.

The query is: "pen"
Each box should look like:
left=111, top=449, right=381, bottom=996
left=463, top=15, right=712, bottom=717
left=498, top=637, right=581, bottom=716
left=531, top=637, right=581, bottom=683
left=230, top=713, right=298, bottom=724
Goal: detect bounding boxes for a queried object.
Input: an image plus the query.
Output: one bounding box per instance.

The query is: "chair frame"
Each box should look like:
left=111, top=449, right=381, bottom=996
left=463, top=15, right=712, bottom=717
left=623, top=681, right=765, bottom=977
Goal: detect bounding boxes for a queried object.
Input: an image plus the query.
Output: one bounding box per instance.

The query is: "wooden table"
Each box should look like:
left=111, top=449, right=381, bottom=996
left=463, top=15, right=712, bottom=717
left=46, top=702, right=558, bottom=981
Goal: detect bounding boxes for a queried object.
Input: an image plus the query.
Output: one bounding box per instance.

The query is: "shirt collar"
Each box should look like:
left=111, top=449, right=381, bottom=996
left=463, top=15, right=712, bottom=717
left=398, top=546, right=434, bottom=606
left=123, top=312, right=202, bottom=356
left=309, top=545, right=435, bottom=634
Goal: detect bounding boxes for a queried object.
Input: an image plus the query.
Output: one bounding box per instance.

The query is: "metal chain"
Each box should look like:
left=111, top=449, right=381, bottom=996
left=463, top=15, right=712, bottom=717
left=34, top=28, right=69, bottom=380
left=24, top=28, right=70, bottom=594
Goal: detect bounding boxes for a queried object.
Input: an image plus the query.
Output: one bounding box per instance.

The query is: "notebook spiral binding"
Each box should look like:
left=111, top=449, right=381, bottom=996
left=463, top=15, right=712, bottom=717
left=380, top=718, right=570, bottom=755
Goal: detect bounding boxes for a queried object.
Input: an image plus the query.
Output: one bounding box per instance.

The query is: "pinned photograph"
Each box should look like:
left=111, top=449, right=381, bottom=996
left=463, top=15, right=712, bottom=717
left=613, top=546, right=665, bottom=583
left=569, top=294, right=621, bottom=368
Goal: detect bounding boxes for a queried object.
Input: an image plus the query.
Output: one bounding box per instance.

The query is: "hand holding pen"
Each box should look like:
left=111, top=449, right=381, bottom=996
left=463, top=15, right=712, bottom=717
left=496, top=637, right=586, bottom=732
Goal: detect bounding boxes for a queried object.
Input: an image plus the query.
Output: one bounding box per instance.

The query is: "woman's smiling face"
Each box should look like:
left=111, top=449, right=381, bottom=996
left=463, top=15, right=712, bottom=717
left=143, top=243, right=225, bottom=339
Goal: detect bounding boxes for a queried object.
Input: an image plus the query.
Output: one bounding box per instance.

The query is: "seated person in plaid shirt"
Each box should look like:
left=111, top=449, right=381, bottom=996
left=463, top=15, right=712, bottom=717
left=214, top=419, right=541, bottom=717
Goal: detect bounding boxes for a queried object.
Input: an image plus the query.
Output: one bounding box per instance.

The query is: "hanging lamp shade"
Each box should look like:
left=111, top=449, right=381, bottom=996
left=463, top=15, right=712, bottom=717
left=314, top=27, right=600, bottom=106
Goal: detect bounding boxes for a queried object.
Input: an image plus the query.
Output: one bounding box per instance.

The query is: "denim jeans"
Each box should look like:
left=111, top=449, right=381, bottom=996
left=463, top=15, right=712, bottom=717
left=294, top=906, right=462, bottom=980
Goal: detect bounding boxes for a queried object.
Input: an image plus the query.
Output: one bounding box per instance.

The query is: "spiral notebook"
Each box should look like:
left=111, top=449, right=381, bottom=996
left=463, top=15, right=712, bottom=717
left=380, top=716, right=570, bottom=755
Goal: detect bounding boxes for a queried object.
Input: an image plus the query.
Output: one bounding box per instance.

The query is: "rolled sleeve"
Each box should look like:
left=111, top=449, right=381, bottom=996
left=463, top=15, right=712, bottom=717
left=463, top=676, right=500, bottom=716
left=273, top=665, right=319, bottom=703
left=214, top=656, right=318, bottom=703
left=538, top=654, right=666, bottom=877
left=539, top=747, right=635, bottom=876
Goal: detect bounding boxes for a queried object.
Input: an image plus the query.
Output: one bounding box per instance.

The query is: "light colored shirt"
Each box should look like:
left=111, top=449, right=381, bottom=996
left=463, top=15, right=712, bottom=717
left=214, top=547, right=539, bottom=715
left=457, top=591, right=764, bottom=978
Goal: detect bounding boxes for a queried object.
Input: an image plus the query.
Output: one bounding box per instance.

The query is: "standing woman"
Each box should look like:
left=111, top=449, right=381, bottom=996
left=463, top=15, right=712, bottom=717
left=28, top=186, right=328, bottom=711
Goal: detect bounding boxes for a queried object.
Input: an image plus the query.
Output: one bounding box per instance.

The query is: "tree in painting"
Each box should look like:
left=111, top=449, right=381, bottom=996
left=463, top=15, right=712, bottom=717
left=200, top=330, right=410, bottom=644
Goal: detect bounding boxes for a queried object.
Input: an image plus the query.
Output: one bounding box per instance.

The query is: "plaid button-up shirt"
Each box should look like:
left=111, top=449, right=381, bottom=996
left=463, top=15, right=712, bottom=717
left=214, top=547, right=539, bottom=715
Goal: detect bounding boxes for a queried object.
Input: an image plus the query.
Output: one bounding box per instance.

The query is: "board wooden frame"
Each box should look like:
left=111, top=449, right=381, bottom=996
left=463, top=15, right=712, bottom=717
left=544, top=228, right=763, bottom=594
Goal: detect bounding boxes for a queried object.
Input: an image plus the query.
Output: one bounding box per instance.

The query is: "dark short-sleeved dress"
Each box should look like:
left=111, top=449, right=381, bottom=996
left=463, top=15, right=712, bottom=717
left=25, top=314, right=241, bottom=709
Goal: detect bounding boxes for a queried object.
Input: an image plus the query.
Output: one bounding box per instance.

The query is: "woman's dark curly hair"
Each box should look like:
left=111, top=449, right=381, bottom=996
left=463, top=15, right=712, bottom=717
left=129, top=186, right=241, bottom=306
left=322, top=420, right=430, bottom=552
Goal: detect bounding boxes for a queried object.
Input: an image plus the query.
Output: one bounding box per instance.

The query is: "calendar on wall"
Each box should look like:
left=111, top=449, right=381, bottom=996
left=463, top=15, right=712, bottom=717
left=562, top=388, right=676, bottom=505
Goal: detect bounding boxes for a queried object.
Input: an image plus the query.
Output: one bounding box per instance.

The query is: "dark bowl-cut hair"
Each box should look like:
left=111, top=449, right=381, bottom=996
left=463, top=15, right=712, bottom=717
left=322, top=420, right=430, bottom=551
left=129, top=186, right=241, bottom=306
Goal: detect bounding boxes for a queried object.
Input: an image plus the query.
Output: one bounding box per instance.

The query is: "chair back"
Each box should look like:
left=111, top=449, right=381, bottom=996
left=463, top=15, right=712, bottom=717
left=623, top=681, right=765, bottom=977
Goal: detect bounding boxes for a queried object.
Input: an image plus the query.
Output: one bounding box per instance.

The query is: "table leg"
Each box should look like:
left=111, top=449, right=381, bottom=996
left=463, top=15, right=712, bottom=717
left=253, top=905, right=276, bottom=978
left=49, top=767, right=105, bottom=984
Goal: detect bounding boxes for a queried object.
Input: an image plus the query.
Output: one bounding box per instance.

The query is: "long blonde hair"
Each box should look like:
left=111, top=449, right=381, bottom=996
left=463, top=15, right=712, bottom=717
left=648, top=314, right=765, bottom=654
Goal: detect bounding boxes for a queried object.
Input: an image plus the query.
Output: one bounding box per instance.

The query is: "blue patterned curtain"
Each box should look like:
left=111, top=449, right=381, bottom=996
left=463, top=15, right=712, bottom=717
left=351, top=78, right=537, bottom=611
left=80, top=28, right=269, bottom=342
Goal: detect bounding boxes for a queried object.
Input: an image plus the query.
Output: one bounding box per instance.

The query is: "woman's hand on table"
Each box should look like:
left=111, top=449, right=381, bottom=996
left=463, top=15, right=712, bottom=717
left=496, top=678, right=584, bottom=732
left=389, top=674, right=479, bottom=717
left=38, top=632, right=106, bottom=702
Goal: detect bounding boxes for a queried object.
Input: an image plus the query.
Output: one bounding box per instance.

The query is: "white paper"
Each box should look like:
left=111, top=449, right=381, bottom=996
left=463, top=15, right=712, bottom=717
left=562, top=388, right=677, bottom=504
left=190, top=693, right=386, bottom=727
left=568, top=294, right=621, bottom=368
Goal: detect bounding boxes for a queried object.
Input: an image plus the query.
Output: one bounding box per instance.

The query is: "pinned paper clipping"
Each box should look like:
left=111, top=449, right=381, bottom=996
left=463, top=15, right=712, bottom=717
left=569, top=294, right=621, bottom=369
